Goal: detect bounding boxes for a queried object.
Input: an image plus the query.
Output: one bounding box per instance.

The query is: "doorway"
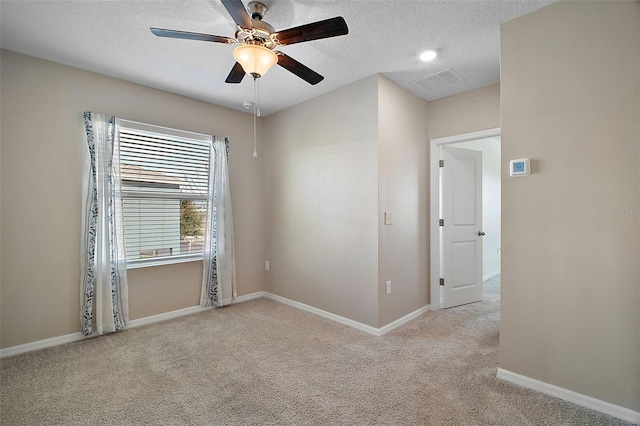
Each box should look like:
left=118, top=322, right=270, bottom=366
left=429, top=128, right=501, bottom=310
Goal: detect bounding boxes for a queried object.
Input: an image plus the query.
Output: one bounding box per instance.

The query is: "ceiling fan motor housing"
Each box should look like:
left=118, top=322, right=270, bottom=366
left=235, top=2, right=275, bottom=49
left=235, top=19, right=276, bottom=48
left=248, top=2, right=267, bottom=20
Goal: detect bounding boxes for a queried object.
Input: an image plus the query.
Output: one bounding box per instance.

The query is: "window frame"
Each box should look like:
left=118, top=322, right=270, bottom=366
left=117, top=119, right=212, bottom=269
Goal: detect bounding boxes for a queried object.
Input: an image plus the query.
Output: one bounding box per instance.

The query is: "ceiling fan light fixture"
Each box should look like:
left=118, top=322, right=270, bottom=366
left=233, top=44, right=278, bottom=78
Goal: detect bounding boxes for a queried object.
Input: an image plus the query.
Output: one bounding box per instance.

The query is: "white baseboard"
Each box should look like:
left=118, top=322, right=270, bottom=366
left=1, top=291, right=266, bottom=358
left=264, top=292, right=430, bottom=337
left=128, top=291, right=266, bottom=329
left=496, top=368, right=640, bottom=424
left=1, top=291, right=424, bottom=357
left=128, top=305, right=210, bottom=329
left=0, top=332, right=86, bottom=358
left=377, top=304, right=432, bottom=335
left=483, top=269, right=501, bottom=281
left=227, top=291, right=266, bottom=304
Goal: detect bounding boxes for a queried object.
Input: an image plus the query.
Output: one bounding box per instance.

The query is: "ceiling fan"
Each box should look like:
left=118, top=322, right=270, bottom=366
left=150, top=0, right=349, bottom=85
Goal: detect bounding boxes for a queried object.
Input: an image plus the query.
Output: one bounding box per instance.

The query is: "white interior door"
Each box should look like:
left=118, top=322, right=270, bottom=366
left=441, top=146, right=483, bottom=308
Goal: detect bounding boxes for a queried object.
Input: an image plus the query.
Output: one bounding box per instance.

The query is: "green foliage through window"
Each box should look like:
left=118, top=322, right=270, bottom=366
left=180, top=200, right=205, bottom=240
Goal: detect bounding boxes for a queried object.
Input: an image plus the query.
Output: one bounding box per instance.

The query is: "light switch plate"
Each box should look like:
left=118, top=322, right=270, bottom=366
left=384, top=211, right=393, bottom=225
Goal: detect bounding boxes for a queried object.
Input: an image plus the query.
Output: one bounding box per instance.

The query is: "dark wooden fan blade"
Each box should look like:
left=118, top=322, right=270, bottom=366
left=276, top=52, right=324, bottom=85
left=225, top=62, right=246, bottom=83
left=150, top=28, right=234, bottom=44
left=274, top=17, right=348, bottom=46
left=221, top=0, right=253, bottom=30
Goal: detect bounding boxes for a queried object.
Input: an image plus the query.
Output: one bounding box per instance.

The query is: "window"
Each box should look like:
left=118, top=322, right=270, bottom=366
left=117, top=119, right=211, bottom=267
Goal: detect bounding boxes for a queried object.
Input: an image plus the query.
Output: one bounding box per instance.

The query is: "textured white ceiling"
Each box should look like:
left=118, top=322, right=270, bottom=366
left=0, top=0, right=554, bottom=116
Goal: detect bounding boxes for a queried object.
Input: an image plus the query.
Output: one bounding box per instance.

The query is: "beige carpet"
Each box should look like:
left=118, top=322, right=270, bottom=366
left=0, top=276, right=632, bottom=425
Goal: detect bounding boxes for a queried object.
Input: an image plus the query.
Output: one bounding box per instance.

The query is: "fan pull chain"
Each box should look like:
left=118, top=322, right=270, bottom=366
left=252, top=77, right=258, bottom=158
left=256, top=76, right=261, bottom=118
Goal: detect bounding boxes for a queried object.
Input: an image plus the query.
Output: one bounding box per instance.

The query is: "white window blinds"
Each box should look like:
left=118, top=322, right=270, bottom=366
left=117, top=119, right=211, bottom=265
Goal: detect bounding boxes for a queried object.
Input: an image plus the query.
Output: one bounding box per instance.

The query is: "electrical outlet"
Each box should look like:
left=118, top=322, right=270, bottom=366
left=385, top=281, right=392, bottom=295
left=265, top=261, right=270, bottom=271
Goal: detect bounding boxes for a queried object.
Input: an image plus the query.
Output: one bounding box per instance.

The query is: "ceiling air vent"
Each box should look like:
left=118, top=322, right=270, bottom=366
left=414, top=68, right=465, bottom=93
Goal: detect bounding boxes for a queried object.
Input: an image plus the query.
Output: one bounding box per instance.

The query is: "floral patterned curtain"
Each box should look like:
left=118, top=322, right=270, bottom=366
left=80, top=112, right=129, bottom=336
left=201, top=137, right=236, bottom=306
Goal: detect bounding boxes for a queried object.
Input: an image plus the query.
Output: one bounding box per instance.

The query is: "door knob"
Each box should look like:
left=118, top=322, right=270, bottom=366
left=478, top=231, right=486, bottom=236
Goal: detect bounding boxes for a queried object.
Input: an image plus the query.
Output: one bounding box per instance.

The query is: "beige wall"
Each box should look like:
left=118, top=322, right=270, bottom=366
left=1, top=49, right=501, bottom=348
left=262, top=75, right=433, bottom=328
left=500, top=1, right=639, bottom=411
left=262, top=76, right=380, bottom=327
left=377, top=76, right=430, bottom=326
left=127, top=262, right=202, bottom=319
left=427, top=83, right=500, bottom=140
left=0, top=50, right=264, bottom=348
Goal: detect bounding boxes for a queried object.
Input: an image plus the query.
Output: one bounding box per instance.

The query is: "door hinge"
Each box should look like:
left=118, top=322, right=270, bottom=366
left=439, top=219, right=444, bottom=226
left=440, top=278, right=445, bottom=286
left=439, top=160, right=444, bottom=167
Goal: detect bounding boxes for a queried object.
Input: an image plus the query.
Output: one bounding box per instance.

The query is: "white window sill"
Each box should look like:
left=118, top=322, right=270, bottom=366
left=127, top=254, right=203, bottom=269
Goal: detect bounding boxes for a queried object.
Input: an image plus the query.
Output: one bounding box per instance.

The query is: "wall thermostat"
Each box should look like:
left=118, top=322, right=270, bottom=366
left=510, top=158, right=530, bottom=177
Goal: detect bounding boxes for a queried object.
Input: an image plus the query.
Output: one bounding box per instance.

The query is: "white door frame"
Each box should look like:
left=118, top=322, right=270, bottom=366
left=430, top=127, right=501, bottom=310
